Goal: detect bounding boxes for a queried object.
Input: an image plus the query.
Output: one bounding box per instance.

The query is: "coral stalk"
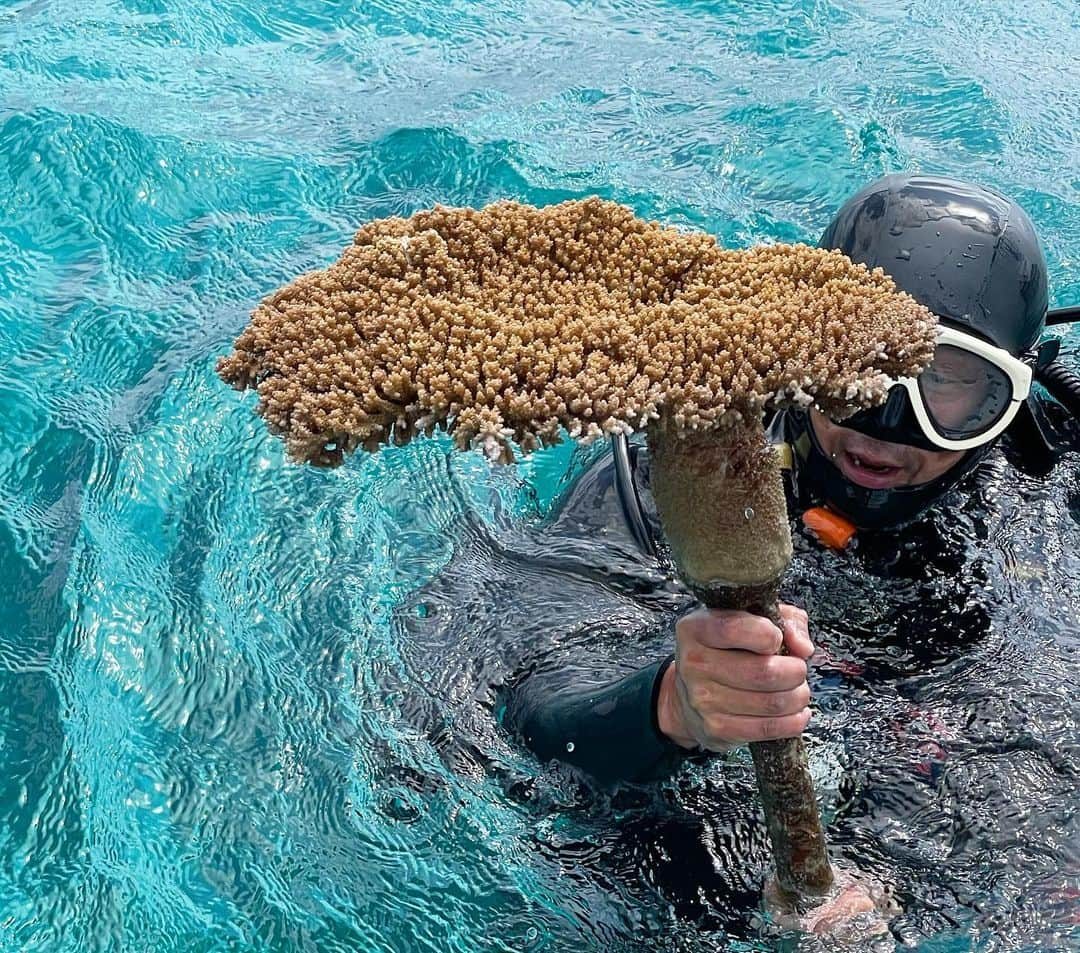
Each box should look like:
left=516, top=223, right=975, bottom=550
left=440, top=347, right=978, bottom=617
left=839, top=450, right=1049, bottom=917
left=648, top=418, right=834, bottom=905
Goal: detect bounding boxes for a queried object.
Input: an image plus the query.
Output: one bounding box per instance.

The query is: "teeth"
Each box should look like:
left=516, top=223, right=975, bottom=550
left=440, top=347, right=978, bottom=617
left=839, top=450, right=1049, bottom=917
left=852, top=453, right=889, bottom=471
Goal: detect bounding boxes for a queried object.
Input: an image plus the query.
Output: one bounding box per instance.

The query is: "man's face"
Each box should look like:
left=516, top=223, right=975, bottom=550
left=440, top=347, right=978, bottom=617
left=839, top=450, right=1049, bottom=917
left=809, top=408, right=966, bottom=490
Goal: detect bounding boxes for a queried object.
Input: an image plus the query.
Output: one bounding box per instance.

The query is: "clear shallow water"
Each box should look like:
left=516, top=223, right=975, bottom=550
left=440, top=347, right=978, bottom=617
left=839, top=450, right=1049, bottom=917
left=1, top=1, right=1079, bottom=950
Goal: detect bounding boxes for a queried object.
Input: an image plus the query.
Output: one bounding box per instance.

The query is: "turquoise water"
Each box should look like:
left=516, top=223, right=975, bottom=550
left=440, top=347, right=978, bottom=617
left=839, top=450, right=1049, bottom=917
left=2, top=1, right=1079, bottom=950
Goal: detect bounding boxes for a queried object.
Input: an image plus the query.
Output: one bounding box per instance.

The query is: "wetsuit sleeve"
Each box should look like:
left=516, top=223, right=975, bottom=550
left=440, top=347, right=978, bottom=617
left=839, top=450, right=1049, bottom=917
left=502, top=649, right=698, bottom=785
left=496, top=444, right=701, bottom=785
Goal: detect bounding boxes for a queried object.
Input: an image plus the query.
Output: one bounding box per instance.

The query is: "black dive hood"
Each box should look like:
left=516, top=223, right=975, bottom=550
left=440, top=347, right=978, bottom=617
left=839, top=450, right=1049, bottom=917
left=808, top=173, right=1050, bottom=530
left=820, top=173, right=1048, bottom=351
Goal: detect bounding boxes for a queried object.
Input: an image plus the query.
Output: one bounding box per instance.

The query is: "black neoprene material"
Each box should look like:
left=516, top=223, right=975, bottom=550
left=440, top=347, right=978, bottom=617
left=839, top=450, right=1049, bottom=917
left=505, top=392, right=1080, bottom=786
left=505, top=654, right=691, bottom=784
left=819, top=173, right=1048, bottom=352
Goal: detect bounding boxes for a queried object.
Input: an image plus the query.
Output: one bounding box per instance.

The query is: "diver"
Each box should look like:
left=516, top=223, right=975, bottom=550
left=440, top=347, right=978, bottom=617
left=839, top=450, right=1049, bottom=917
left=504, top=172, right=1080, bottom=785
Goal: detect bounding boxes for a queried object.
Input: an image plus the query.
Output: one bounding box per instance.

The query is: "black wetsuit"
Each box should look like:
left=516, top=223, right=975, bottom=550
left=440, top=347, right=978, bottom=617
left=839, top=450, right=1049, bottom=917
left=390, top=399, right=1079, bottom=940
left=501, top=401, right=1080, bottom=786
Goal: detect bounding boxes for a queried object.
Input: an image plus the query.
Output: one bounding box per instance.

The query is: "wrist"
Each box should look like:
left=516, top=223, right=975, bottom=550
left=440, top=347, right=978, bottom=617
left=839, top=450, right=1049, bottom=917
left=656, top=660, right=697, bottom=749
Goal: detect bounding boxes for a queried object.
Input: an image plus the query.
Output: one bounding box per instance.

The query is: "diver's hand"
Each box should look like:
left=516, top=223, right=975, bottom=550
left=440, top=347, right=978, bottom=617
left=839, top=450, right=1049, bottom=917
left=657, top=604, right=814, bottom=751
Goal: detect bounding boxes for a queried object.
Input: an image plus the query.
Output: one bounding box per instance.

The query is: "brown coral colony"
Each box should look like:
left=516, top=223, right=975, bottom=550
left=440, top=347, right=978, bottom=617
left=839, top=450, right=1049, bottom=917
left=217, top=197, right=937, bottom=466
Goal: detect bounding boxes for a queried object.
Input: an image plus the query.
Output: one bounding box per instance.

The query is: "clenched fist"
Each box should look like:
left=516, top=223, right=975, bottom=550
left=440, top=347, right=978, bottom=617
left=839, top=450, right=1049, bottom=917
left=657, top=604, right=814, bottom=751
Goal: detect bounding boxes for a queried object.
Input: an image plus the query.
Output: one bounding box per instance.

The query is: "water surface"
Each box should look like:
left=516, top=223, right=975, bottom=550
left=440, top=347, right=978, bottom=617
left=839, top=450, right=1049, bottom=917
left=1, top=1, right=1079, bottom=950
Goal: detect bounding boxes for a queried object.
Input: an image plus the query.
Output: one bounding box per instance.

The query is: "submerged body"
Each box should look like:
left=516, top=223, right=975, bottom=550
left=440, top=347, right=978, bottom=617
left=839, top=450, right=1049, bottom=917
left=501, top=411, right=1013, bottom=784
left=393, top=419, right=1078, bottom=942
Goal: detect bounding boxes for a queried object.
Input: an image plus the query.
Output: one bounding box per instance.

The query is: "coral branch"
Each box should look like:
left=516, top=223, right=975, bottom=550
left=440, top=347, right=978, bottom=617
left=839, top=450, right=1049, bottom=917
left=217, top=198, right=935, bottom=465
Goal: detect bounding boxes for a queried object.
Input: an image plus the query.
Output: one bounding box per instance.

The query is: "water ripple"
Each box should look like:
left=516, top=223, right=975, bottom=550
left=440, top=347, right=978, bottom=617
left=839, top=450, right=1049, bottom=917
left=2, top=0, right=1080, bottom=950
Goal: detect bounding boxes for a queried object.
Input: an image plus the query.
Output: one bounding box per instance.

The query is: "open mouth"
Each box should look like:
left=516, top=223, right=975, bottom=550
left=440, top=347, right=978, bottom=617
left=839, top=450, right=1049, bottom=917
left=838, top=450, right=905, bottom=489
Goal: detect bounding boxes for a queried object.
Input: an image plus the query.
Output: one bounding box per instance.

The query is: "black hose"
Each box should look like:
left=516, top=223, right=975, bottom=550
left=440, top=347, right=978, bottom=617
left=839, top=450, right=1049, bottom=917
left=1035, top=360, right=1080, bottom=419
left=1047, top=306, right=1080, bottom=326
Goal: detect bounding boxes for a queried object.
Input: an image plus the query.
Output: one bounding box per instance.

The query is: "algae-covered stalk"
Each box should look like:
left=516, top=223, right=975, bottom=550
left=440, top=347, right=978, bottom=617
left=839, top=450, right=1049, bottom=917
left=648, top=419, right=832, bottom=901
left=217, top=197, right=937, bottom=912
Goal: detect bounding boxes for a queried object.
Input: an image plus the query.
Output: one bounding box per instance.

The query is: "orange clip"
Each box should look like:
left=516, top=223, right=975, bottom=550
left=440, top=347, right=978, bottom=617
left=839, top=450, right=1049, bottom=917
left=801, top=506, right=857, bottom=550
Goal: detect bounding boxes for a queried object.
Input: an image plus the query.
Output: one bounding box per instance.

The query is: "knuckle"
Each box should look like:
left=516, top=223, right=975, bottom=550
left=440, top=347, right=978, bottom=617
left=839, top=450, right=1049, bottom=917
left=682, top=647, right=707, bottom=672
left=759, top=657, right=784, bottom=689
left=688, top=682, right=712, bottom=710
left=766, top=692, right=790, bottom=716
left=765, top=624, right=784, bottom=654
left=676, top=609, right=705, bottom=638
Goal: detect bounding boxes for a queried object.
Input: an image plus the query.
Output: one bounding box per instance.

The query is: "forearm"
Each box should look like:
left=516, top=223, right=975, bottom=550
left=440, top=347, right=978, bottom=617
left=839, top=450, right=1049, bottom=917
left=504, top=654, right=694, bottom=784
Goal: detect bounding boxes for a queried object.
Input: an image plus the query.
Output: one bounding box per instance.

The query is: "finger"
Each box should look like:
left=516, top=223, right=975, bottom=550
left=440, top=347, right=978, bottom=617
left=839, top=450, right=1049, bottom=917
left=681, top=648, right=808, bottom=693
left=779, top=604, right=814, bottom=659
left=690, top=682, right=812, bottom=719
left=679, top=608, right=783, bottom=655
left=703, top=708, right=812, bottom=745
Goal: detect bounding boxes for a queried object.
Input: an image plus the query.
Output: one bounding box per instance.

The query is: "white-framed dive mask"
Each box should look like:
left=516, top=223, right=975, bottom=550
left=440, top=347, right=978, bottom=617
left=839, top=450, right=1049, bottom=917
left=874, top=324, right=1033, bottom=452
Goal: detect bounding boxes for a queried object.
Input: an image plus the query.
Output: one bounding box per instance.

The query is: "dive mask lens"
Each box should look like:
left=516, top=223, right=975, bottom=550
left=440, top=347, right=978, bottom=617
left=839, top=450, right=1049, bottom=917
left=918, top=343, right=1013, bottom=440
